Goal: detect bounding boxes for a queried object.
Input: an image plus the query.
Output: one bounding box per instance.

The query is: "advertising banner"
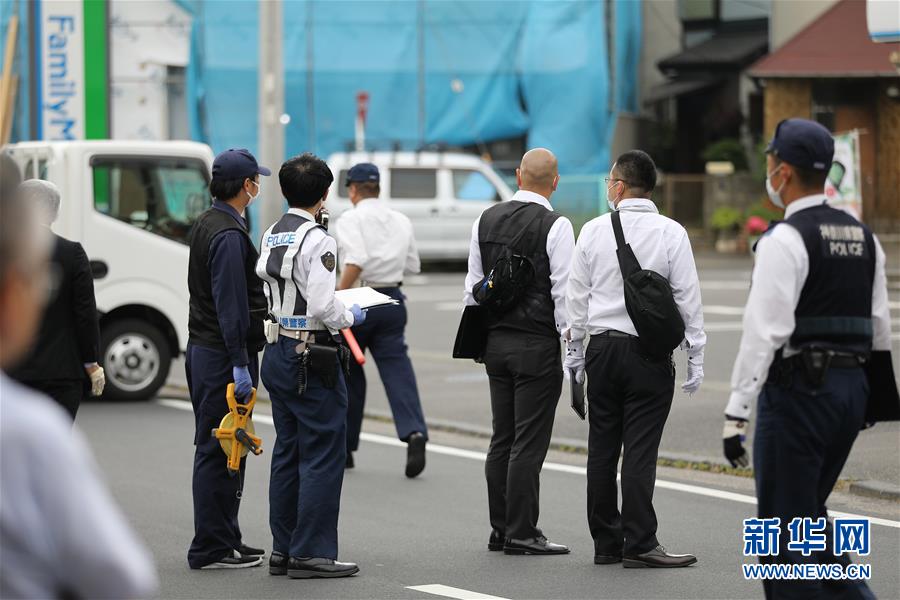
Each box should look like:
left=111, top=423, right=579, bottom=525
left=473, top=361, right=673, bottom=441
left=825, top=130, right=863, bottom=220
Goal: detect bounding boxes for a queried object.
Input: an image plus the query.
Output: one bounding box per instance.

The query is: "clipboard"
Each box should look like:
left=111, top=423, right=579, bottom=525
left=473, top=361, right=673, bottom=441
left=864, top=351, right=900, bottom=422
left=570, top=370, right=586, bottom=420
left=453, top=305, right=488, bottom=359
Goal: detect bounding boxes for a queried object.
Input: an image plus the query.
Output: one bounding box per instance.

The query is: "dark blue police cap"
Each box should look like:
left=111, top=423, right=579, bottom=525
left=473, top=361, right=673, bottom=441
left=766, top=118, right=834, bottom=171
left=345, top=163, right=380, bottom=186
left=212, top=148, right=271, bottom=180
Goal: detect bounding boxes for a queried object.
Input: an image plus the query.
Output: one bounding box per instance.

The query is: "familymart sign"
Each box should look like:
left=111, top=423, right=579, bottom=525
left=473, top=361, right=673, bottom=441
left=34, top=0, right=108, bottom=140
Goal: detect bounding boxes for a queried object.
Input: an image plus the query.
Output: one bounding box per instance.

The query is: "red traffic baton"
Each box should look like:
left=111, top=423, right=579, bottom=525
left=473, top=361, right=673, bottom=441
left=341, top=328, right=366, bottom=365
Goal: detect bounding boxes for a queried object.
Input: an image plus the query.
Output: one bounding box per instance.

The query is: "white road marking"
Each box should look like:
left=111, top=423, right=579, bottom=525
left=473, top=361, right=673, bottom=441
left=435, top=302, right=463, bottom=312
left=156, top=399, right=900, bottom=529
left=704, top=305, right=745, bottom=316
left=407, top=584, right=511, bottom=600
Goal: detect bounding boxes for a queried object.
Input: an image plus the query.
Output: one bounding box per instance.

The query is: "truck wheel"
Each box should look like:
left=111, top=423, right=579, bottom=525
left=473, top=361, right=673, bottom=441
left=100, top=319, right=171, bottom=401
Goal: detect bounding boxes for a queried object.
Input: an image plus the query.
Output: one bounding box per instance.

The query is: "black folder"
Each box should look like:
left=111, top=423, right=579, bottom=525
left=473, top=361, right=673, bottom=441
left=570, top=370, right=586, bottom=420
left=452, top=305, right=489, bottom=359
left=864, top=351, right=900, bottom=422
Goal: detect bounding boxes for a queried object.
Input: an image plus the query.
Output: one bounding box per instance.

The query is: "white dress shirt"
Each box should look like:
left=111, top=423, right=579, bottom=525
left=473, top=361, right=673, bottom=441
left=463, top=190, right=575, bottom=337
left=334, top=197, right=421, bottom=283
left=0, top=373, right=158, bottom=599
left=726, top=194, right=892, bottom=420
left=566, top=198, right=706, bottom=360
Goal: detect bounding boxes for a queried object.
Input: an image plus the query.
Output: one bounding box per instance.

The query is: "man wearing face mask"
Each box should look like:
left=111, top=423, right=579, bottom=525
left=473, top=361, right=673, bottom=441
left=566, top=150, right=705, bottom=568
left=186, top=148, right=270, bottom=569
left=724, top=119, right=889, bottom=599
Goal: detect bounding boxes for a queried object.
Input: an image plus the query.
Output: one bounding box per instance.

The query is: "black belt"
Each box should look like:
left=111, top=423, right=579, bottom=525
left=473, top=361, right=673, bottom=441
left=595, top=329, right=636, bottom=339
left=781, top=352, right=864, bottom=370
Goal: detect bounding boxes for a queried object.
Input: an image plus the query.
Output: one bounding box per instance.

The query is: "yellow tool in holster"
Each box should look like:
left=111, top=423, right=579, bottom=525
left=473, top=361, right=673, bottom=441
left=212, top=383, right=263, bottom=475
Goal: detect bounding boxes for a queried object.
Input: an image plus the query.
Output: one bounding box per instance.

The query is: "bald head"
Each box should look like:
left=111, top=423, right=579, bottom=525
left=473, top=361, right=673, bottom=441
left=516, top=148, right=559, bottom=199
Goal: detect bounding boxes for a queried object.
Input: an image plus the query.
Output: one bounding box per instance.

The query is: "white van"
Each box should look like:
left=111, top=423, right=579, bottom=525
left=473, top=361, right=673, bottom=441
left=325, top=152, right=513, bottom=260
left=6, top=140, right=214, bottom=401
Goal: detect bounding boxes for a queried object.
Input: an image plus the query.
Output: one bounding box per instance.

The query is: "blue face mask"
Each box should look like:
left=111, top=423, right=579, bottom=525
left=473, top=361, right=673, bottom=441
left=765, top=166, right=785, bottom=209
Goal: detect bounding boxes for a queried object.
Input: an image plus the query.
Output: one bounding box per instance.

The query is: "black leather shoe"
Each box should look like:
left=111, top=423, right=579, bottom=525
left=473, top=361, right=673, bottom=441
left=504, top=536, right=570, bottom=555
left=405, top=432, right=426, bottom=478
left=488, top=530, right=505, bottom=551
left=594, top=553, right=623, bottom=565
left=238, top=543, right=265, bottom=557
left=346, top=452, right=354, bottom=469
left=269, top=551, right=287, bottom=576
left=623, top=545, right=697, bottom=568
left=287, top=557, right=360, bottom=579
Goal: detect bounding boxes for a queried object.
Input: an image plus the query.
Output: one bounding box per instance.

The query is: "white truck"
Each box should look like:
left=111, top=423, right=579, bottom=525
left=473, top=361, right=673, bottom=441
left=6, top=140, right=214, bottom=401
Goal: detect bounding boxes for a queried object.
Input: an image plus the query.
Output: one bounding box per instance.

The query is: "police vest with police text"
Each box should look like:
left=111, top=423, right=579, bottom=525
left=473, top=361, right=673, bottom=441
left=783, top=203, right=875, bottom=351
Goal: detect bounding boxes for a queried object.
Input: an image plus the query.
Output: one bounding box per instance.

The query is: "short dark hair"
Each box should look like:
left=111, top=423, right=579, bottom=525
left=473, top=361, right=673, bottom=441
left=771, top=157, right=827, bottom=189
left=210, top=175, right=255, bottom=202
left=353, top=181, right=380, bottom=198
left=613, top=150, right=657, bottom=195
left=280, top=153, right=334, bottom=208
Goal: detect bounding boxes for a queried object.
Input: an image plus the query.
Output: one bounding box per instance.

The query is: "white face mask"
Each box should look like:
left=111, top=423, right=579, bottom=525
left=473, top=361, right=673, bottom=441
left=246, top=179, right=261, bottom=205
left=606, top=181, right=620, bottom=211
left=765, top=166, right=785, bottom=209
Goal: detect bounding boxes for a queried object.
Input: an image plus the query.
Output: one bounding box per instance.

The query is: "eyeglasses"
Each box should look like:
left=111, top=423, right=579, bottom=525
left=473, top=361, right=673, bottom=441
left=603, top=177, right=627, bottom=186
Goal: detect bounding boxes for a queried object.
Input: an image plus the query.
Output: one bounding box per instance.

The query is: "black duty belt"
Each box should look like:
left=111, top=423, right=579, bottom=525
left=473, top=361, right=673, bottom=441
left=769, top=347, right=868, bottom=389
left=595, top=329, right=636, bottom=339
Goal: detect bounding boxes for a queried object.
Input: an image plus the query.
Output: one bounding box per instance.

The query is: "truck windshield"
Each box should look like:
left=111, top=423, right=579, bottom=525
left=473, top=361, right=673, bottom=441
left=92, top=157, right=210, bottom=245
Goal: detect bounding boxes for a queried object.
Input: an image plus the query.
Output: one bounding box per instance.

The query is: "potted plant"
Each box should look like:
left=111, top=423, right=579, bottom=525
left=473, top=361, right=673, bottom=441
left=710, top=206, right=743, bottom=253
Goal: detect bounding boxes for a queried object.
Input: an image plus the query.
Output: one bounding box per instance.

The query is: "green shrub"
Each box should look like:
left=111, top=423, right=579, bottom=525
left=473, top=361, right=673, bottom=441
left=710, top=206, right=743, bottom=232
left=702, top=138, right=749, bottom=171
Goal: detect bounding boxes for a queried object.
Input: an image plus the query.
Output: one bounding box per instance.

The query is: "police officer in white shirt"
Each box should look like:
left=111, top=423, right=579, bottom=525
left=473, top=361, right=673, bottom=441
left=256, top=153, right=365, bottom=579
left=724, top=119, right=888, bottom=600
left=566, top=150, right=705, bottom=568
left=334, top=163, right=428, bottom=477
left=464, top=148, right=575, bottom=556
left=0, top=169, right=158, bottom=599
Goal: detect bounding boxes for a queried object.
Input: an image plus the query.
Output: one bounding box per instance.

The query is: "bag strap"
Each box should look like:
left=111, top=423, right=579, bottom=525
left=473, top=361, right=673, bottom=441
left=610, top=210, right=641, bottom=276
left=507, top=204, right=547, bottom=254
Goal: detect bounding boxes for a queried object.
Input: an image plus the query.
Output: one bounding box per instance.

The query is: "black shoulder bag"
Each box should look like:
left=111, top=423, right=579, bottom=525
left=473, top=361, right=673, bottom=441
left=610, top=210, right=685, bottom=357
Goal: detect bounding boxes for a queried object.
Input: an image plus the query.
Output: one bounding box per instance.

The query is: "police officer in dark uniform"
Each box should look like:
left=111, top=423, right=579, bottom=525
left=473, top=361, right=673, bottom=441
left=723, top=119, right=890, bottom=599
left=186, top=148, right=270, bottom=570
left=256, top=153, right=365, bottom=579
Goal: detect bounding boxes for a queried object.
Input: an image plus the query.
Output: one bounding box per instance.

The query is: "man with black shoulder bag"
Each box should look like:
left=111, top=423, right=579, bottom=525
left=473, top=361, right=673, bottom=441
left=462, top=148, right=575, bottom=556
left=566, top=150, right=706, bottom=569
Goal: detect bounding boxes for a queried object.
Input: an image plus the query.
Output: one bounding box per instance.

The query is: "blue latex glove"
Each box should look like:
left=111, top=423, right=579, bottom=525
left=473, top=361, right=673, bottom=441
left=350, top=303, right=367, bottom=327
left=232, top=365, right=253, bottom=402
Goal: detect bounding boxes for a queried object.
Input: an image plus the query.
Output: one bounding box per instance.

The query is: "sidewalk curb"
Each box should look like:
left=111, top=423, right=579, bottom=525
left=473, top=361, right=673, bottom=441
left=157, top=385, right=898, bottom=503
left=848, top=480, right=900, bottom=502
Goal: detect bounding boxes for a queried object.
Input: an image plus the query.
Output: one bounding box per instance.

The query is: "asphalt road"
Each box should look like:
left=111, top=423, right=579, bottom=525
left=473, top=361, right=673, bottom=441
left=168, top=253, right=900, bottom=487
left=79, top=399, right=900, bottom=600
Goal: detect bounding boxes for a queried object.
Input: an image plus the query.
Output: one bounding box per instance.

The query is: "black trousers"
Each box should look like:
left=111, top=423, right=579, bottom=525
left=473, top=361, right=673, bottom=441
left=23, top=379, right=83, bottom=420
left=585, top=336, right=674, bottom=556
left=185, top=343, right=260, bottom=569
left=483, top=330, right=562, bottom=540
left=755, top=367, right=873, bottom=600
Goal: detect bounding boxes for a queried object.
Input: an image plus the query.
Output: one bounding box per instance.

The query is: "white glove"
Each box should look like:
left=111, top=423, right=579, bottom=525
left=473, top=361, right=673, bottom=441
left=563, top=339, right=585, bottom=384
left=87, top=365, right=105, bottom=396
left=681, top=354, right=703, bottom=394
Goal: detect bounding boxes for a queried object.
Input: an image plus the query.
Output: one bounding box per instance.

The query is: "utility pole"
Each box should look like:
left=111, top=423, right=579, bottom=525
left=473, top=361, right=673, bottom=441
left=258, top=0, right=285, bottom=236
